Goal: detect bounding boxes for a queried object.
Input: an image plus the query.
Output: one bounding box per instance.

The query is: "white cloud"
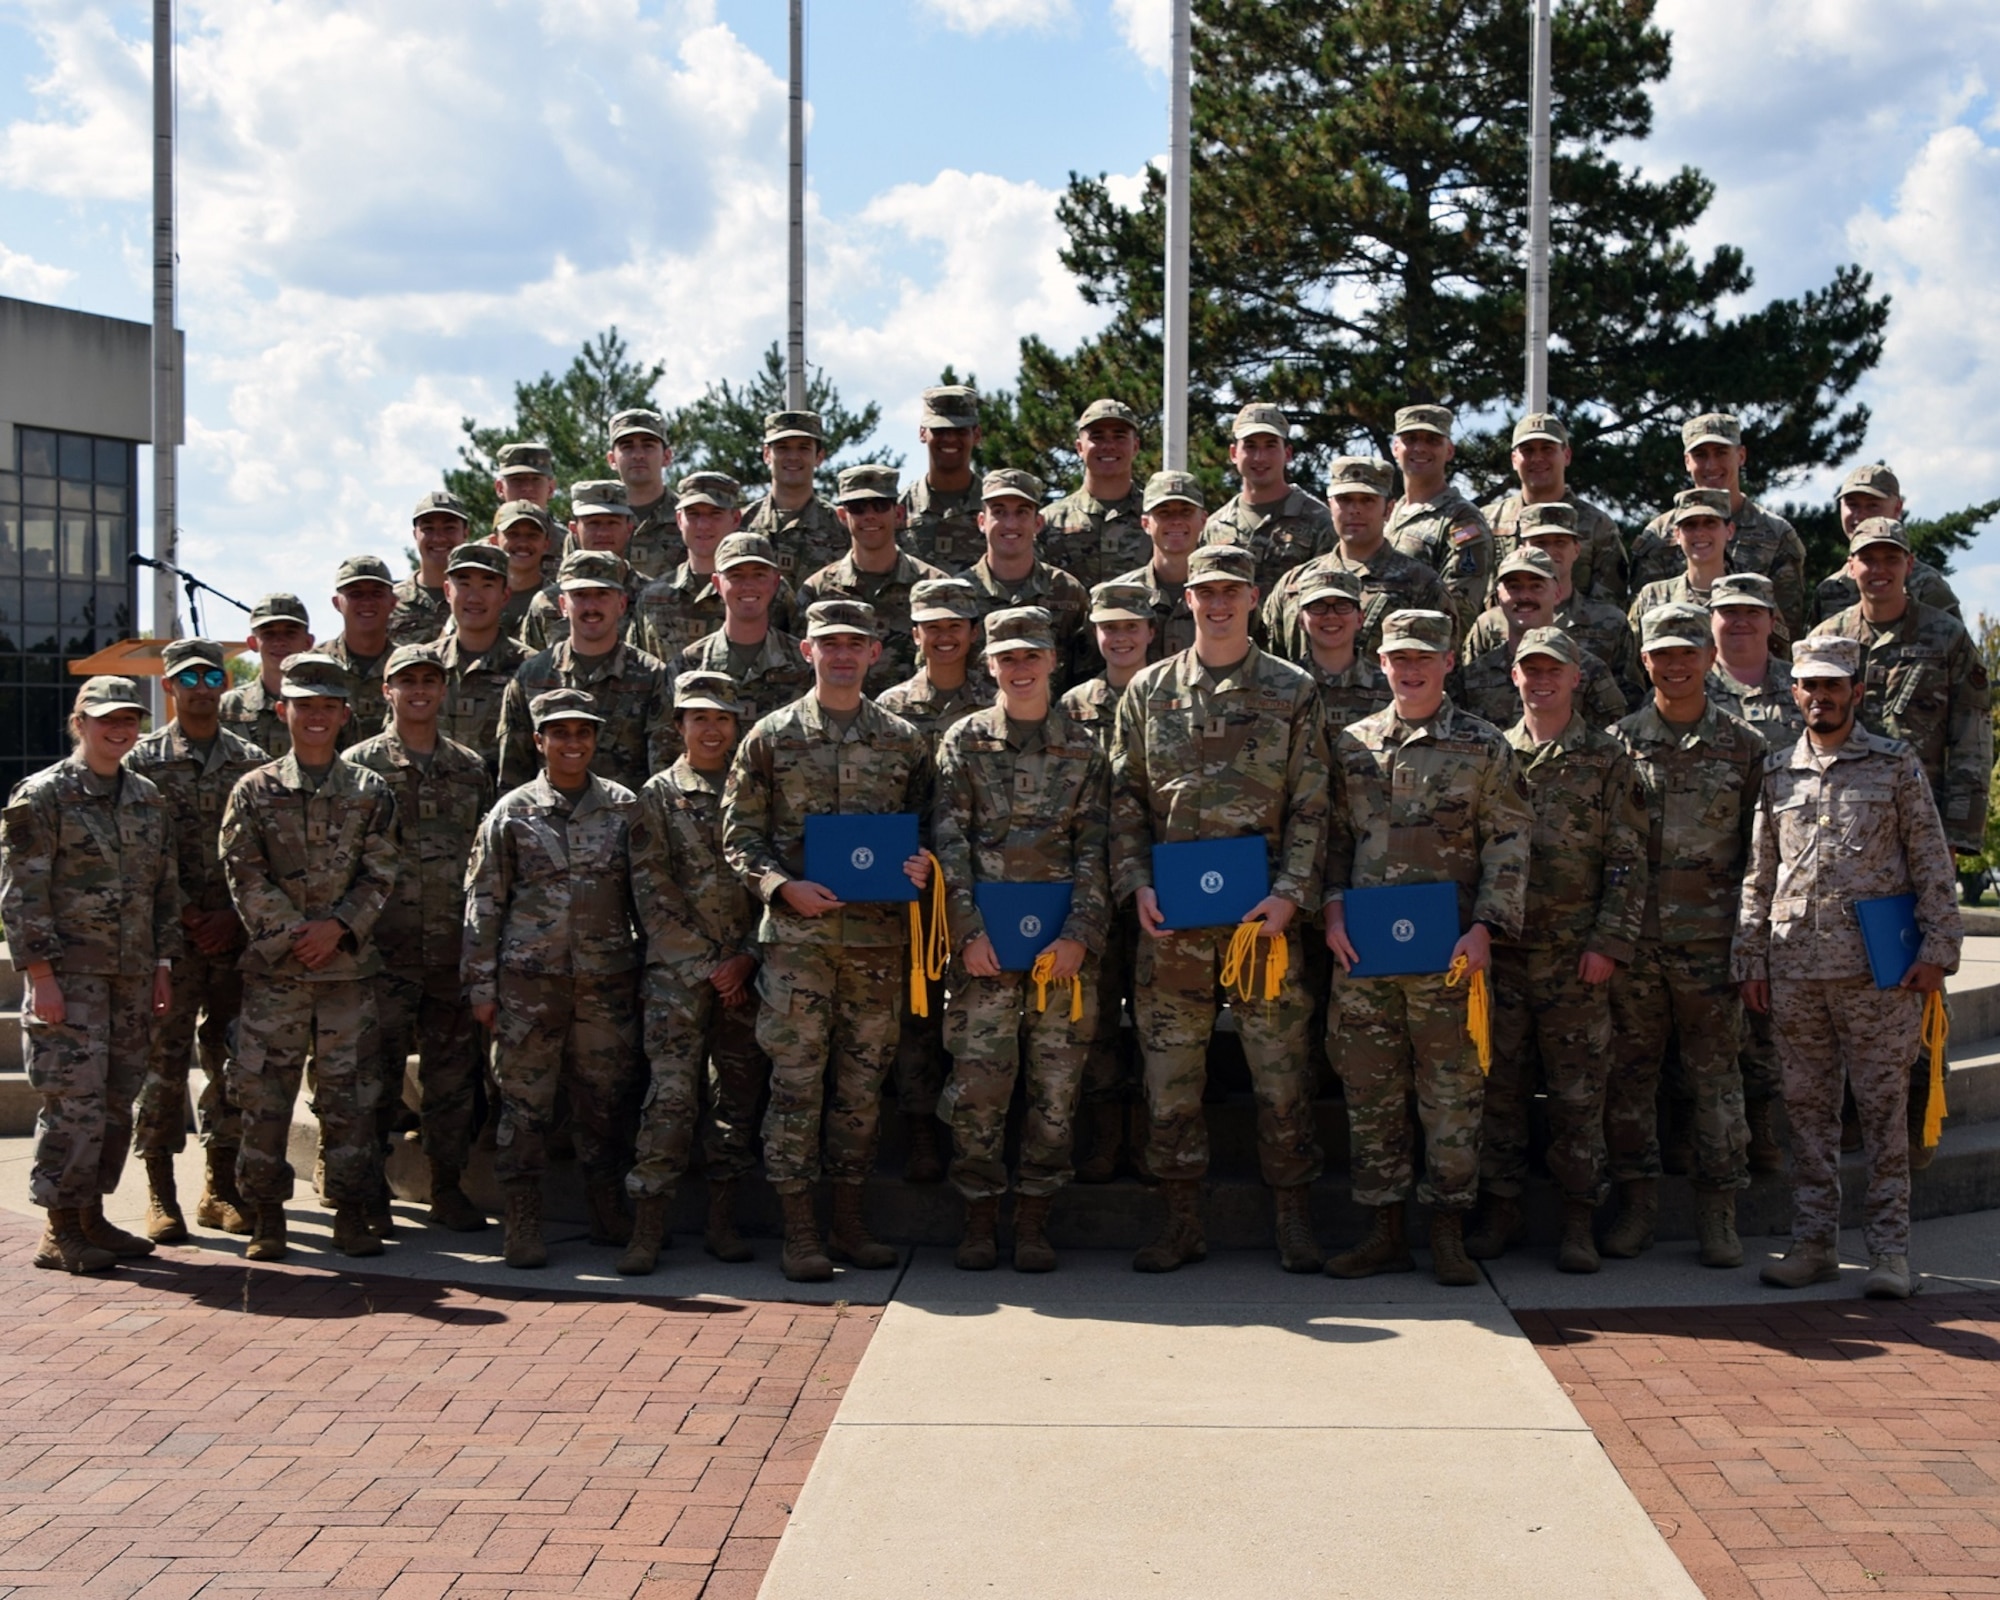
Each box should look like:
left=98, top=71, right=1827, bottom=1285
left=933, top=0, right=1073, bottom=32
left=1111, top=0, right=1170, bottom=74
left=0, top=242, right=74, bottom=298
left=0, top=3, right=149, bottom=201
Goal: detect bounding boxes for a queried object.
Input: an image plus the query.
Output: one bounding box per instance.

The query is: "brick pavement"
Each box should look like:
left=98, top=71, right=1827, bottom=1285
left=1525, top=1295, right=2000, bottom=1600
left=0, top=1209, right=878, bottom=1599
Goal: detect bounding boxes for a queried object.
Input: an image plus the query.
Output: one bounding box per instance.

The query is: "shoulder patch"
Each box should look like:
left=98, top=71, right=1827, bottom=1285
left=1450, top=521, right=1483, bottom=545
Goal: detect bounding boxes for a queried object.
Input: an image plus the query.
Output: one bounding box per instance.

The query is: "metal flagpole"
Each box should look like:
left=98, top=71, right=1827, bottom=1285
left=1162, top=0, right=1192, bottom=470
left=786, top=0, right=808, bottom=412
left=1524, top=0, right=1552, bottom=412
left=152, top=0, right=179, bottom=642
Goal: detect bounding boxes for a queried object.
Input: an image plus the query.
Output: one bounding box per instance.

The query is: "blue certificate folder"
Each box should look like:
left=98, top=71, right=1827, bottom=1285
left=1152, top=836, right=1269, bottom=931
left=1856, top=893, right=1922, bottom=989
left=975, top=883, right=1075, bottom=972
left=803, top=813, right=920, bottom=904
left=1343, top=881, right=1461, bottom=978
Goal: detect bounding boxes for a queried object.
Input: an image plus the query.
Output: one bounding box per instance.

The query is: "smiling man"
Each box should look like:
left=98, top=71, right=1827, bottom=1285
left=966, top=468, right=1089, bottom=689
left=601, top=409, right=681, bottom=582
left=435, top=543, right=533, bottom=782
left=1812, top=463, right=1961, bottom=623
left=900, top=385, right=985, bottom=572
left=797, top=465, right=949, bottom=695
left=1480, top=412, right=1629, bottom=607
left=219, top=592, right=316, bottom=760
left=1452, top=548, right=1627, bottom=729
left=1385, top=405, right=1493, bottom=644
left=743, top=410, right=847, bottom=583
left=390, top=490, right=472, bottom=646
left=1198, top=403, right=1335, bottom=591
left=1115, top=469, right=1206, bottom=665
left=323, top=555, right=397, bottom=740
left=677, top=531, right=813, bottom=726
left=1040, top=398, right=1153, bottom=586
left=526, top=482, right=649, bottom=652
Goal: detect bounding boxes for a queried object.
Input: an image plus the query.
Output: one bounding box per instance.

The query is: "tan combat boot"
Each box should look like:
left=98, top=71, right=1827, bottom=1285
left=1745, top=1098, right=1786, bottom=1174
left=584, top=1178, right=631, bottom=1246
left=1463, top=1194, right=1524, bottom=1262
left=143, top=1153, right=189, bottom=1243
left=35, top=1208, right=117, bottom=1274
left=1132, top=1179, right=1206, bottom=1273
left=954, top=1195, right=1000, bottom=1271
left=827, top=1183, right=897, bottom=1269
left=1556, top=1200, right=1601, bottom=1274
left=80, top=1199, right=155, bottom=1258
left=1599, top=1179, right=1657, bottom=1259
left=903, top=1114, right=943, bottom=1184
left=503, top=1180, right=546, bottom=1269
left=1862, top=1254, right=1913, bottom=1299
left=1073, top=1101, right=1125, bottom=1184
left=1325, top=1204, right=1414, bottom=1279
left=1012, top=1194, right=1057, bottom=1273
left=196, top=1146, right=252, bottom=1234
left=1694, top=1189, right=1743, bottom=1268
left=1272, top=1184, right=1322, bottom=1274
left=332, top=1204, right=384, bottom=1258
left=778, top=1189, right=833, bottom=1283
left=617, top=1194, right=671, bottom=1275
left=1429, top=1210, right=1481, bottom=1287
left=1760, top=1238, right=1839, bottom=1288
left=245, top=1203, right=288, bottom=1262
left=426, top=1163, right=488, bottom=1233
left=703, top=1179, right=752, bottom=1263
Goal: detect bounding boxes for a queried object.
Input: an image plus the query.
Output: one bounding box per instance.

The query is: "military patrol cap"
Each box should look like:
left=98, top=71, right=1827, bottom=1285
left=1671, top=490, right=1733, bottom=527
left=1511, top=412, right=1570, bottom=447
left=334, top=553, right=396, bottom=590
left=1849, top=516, right=1912, bottom=554
left=445, top=542, right=508, bottom=579
left=557, top=549, right=627, bottom=591
left=277, top=652, right=352, bottom=701
left=1075, top=397, right=1142, bottom=433
left=1496, top=547, right=1560, bottom=584
left=1791, top=636, right=1864, bottom=680
left=1840, top=462, right=1901, bottom=501
left=1514, top=625, right=1581, bottom=666
left=1182, top=545, right=1258, bottom=589
left=1231, top=402, right=1288, bottom=440
left=608, top=408, right=668, bottom=445
left=248, top=592, right=310, bottom=629
left=675, top=470, right=741, bottom=510
left=714, top=532, right=781, bottom=572
left=909, top=577, right=981, bottom=623
left=493, top=500, right=553, bottom=536
left=1639, top=602, right=1713, bottom=651
left=1393, top=404, right=1454, bottom=438
left=1297, top=567, right=1366, bottom=608
left=982, top=605, right=1058, bottom=655
left=672, top=670, right=742, bottom=716
left=836, top=464, right=901, bottom=503
left=1520, top=503, right=1580, bottom=540
left=1681, top=412, right=1743, bottom=450
left=1088, top=580, right=1154, bottom=623
left=980, top=468, right=1046, bottom=504
left=1142, top=469, right=1205, bottom=512
left=495, top=442, right=555, bottom=478
left=529, top=687, right=603, bottom=727
left=805, top=599, right=879, bottom=639
left=569, top=480, right=633, bottom=518
left=1327, top=456, right=1393, bottom=497
left=160, top=638, right=225, bottom=674
left=763, top=409, right=826, bottom=444
left=1379, top=609, right=1455, bottom=654
left=919, top=385, right=981, bottom=430
left=382, top=643, right=444, bottom=681
left=1710, top=572, right=1776, bottom=610
left=411, top=489, right=470, bottom=524
left=73, top=674, right=150, bottom=716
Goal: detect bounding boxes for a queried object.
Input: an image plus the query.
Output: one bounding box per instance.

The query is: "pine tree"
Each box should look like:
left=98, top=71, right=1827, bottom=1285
left=665, top=343, right=901, bottom=497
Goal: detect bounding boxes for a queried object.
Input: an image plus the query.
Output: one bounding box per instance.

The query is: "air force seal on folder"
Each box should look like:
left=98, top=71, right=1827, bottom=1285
left=974, top=883, right=1075, bottom=971
left=1151, top=836, right=1270, bottom=931
left=803, top=813, right=920, bottom=903
left=1342, top=881, right=1460, bottom=977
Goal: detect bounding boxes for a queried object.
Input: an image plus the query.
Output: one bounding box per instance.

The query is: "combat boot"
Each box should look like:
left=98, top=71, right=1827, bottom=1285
left=954, top=1195, right=1000, bottom=1271
left=1074, top=1101, right=1124, bottom=1184
left=703, top=1179, right=753, bottom=1263
left=585, top=1178, right=631, bottom=1246
left=617, top=1194, right=671, bottom=1275
left=827, top=1183, right=897, bottom=1269
left=332, top=1204, right=383, bottom=1258
left=1325, top=1204, right=1414, bottom=1279
left=1463, top=1194, right=1524, bottom=1261
left=1132, top=1179, right=1205, bottom=1273
left=1429, top=1210, right=1481, bottom=1287
left=1272, top=1185, right=1322, bottom=1274
left=34, top=1208, right=116, bottom=1274
left=1694, top=1188, right=1743, bottom=1268
left=1600, top=1179, right=1657, bottom=1259
left=503, top=1181, right=546, bottom=1269
left=80, top=1199, right=155, bottom=1258
left=903, top=1114, right=944, bottom=1184
left=778, top=1189, right=833, bottom=1283
left=1862, top=1253, right=1914, bottom=1299
left=196, top=1146, right=251, bottom=1235
left=143, top=1153, right=188, bottom=1243
left=245, top=1203, right=287, bottom=1262
left=426, top=1163, right=488, bottom=1233
left=1760, top=1238, right=1839, bottom=1288
left=1745, top=1098, right=1786, bottom=1174
left=1556, top=1200, right=1601, bottom=1274
left=1012, top=1195, right=1056, bottom=1273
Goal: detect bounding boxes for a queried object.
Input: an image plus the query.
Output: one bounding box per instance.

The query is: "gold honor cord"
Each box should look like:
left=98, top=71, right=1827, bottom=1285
left=908, top=852, right=950, bottom=1017
left=1445, top=954, right=1493, bottom=1075
left=1030, top=950, right=1085, bottom=1021
left=1921, top=989, right=1949, bottom=1149
left=1221, top=921, right=1287, bottom=1005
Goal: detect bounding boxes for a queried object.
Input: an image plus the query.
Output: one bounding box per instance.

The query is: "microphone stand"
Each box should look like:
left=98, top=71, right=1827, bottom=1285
left=129, top=552, right=251, bottom=639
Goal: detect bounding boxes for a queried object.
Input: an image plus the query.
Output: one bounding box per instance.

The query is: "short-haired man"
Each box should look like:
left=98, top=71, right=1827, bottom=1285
left=900, top=385, right=985, bottom=572
left=965, top=469, right=1089, bottom=688
left=1462, top=505, right=1643, bottom=704
left=743, top=410, right=846, bottom=583
left=1628, top=489, right=1793, bottom=653
left=1385, top=404, right=1494, bottom=642
left=493, top=441, right=556, bottom=512
left=797, top=465, right=949, bottom=696
left=1454, top=548, right=1627, bottom=729
left=390, top=490, right=472, bottom=645
left=678, top=532, right=813, bottom=725
left=219, top=593, right=315, bottom=760
left=1740, top=635, right=1962, bottom=1300
left=1813, top=464, right=1960, bottom=623
left=525, top=482, right=647, bottom=652
left=602, top=409, right=681, bottom=582
left=1481, top=412, right=1629, bottom=606
left=1198, top=402, right=1335, bottom=591
left=1040, top=398, right=1152, bottom=586
left=324, top=555, right=397, bottom=740
left=639, top=472, right=786, bottom=661
left=494, top=501, right=556, bottom=639
left=435, top=543, right=533, bottom=782
left=1113, top=469, right=1205, bottom=665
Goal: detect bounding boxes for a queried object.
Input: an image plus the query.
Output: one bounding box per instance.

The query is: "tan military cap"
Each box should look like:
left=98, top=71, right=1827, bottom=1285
left=1791, top=636, right=1864, bottom=679
left=1840, top=462, right=1901, bottom=501
left=278, top=653, right=352, bottom=701
left=1496, top=547, right=1560, bottom=584
left=909, top=577, right=981, bottom=624
left=981, top=468, right=1045, bottom=504
left=1520, top=504, right=1580, bottom=541
left=609, top=408, right=668, bottom=445
left=1512, top=412, right=1570, bottom=447
left=1231, top=402, right=1288, bottom=440
left=1849, top=516, right=1911, bottom=554
left=1379, top=609, right=1455, bottom=653
left=1514, top=625, right=1580, bottom=666
left=919, top=386, right=980, bottom=429
left=73, top=675, right=150, bottom=716
left=411, top=489, right=470, bottom=524
left=335, top=554, right=396, bottom=590
left=493, top=500, right=552, bottom=536
left=764, top=409, right=826, bottom=444
left=1142, top=469, right=1205, bottom=513
left=1297, top=568, right=1365, bottom=609
left=558, top=549, right=627, bottom=591
left=1183, top=545, right=1258, bottom=588
left=1639, top=603, right=1712, bottom=650
left=530, top=687, right=603, bottom=727
left=1673, top=486, right=1732, bottom=516
left=836, top=464, right=900, bottom=503
left=676, top=470, right=741, bottom=509
left=446, top=542, right=508, bottom=579
left=1393, top=404, right=1454, bottom=438
left=1088, top=580, right=1154, bottom=623
left=673, top=670, right=742, bottom=716
left=1076, top=398, right=1142, bottom=433
left=495, top=442, right=555, bottom=478
left=382, top=643, right=444, bottom=680
left=714, top=532, right=781, bottom=572
left=249, top=592, right=310, bottom=629
left=982, top=605, right=1058, bottom=655
left=1682, top=412, right=1742, bottom=450
left=1327, top=456, right=1393, bottom=497
left=805, top=598, right=879, bottom=638
left=1710, top=572, right=1776, bottom=610
left=1672, top=496, right=1733, bottom=528
left=160, top=638, right=225, bottom=675
left=570, top=479, right=633, bottom=518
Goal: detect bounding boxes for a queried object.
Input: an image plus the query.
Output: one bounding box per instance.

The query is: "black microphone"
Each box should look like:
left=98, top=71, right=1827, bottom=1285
left=129, top=552, right=166, bottom=571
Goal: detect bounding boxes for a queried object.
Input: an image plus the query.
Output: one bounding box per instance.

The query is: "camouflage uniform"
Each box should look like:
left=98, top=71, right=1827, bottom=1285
left=636, top=563, right=725, bottom=662
left=900, top=477, right=986, bottom=573
left=1466, top=592, right=1644, bottom=707
left=437, top=630, right=533, bottom=782
left=1481, top=489, right=1629, bottom=607
left=217, top=678, right=295, bottom=761
left=1039, top=485, right=1150, bottom=588
left=742, top=493, right=847, bottom=585
left=1451, top=640, right=1628, bottom=730
left=622, top=491, right=683, bottom=584
left=1736, top=715, right=1961, bottom=1258
left=501, top=582, right=545, bottom=642
left=2, top=754, right=181, bottom=1208
left=520, top=571, right=647, bottom=653
left=1307, top=653, right=1393, bottom=737
left=497, top=639, right=674, bottom=794
left=462, top=770, right=643, bottom=1187
left=1110, top=560, right=1196, bottom=665
left=1814, top=559, right=1959, bottom=625
left=343, top=728, right=493, bottom=1176
left=722, top=691, right=934, bottom=1191
left=796, top=549, right=950, bottom=695
left=1631, top=499, right=1809, bottom=640
left=679, top=627, right=814, bottom=727
left=1061, top=673, right=1140, bottom=1112
left=322, top=636, right=391, bottom=742
left=1386, top=490, right=1493, bottom=640
left=1629, top=571, right=1792, bottom=655
left=965, top=555, right=1091, bottom=689
left=125, top=720, right=267, bottom=1157
left=1263, top=543, right=1452, bottom=664
left=221, top=753, right=397, bottom=1205
left=388, top=577, right=449, bottom=647
left=1199, top=485, right=1336, bottom=593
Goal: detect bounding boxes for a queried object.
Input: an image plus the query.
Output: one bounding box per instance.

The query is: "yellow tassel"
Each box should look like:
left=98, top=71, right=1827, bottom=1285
left=1445, top=955, right=1493, bottom=1075
left=908, top=851, right=950, bottom=1018
left=1221, top=922, right=1287, bottom=1005
left=1030, top=951, right=1085, bottom=1022
left=1921, top=988, right=1949, bottom=1149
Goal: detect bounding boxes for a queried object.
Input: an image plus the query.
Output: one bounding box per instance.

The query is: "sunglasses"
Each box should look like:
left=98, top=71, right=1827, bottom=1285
left=172, top=667, right=229, bottom=689
left=842, top=498, right=898, bottom=515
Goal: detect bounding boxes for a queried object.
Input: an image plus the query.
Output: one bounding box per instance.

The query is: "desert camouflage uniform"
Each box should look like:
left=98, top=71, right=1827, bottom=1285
left=1632, top=499, right=1809, bottom=640
left=900, top=477, right=985, bottom=573
left=1111, top=644, right=1330, bottom=1188
left=1629, top=572, right=1792, bottom=655
left=1736, top=728, right=1962, bottom=1257
left=463, top=772, right=643, bottom=1187
left=742, top=493, right=846, bottom=585
left=965, top=555, right=1091, bottom=689
left=1483, top=718, right=1648, bottom=1204
left=1325, top=701, right=1532, bottom=1208
left=628, top=756, right=766, bottom=1199
left=722, top=694, right=934, bottom=1191
left=125, top=722, right=266, bottom=1157
left=1466, top=592, right=1645, bottom=707
left=935, top=703, right=1109, bottom=1198
left=2, top=758, right=181, bottom=1208
left=1452, top=640, right=1629, bottom=731
left=797, top=549, right=951, bottom=695
left=1606, top=700, right=1764, bottom=1191
left=388, top=576, right=449, bottom=646
left=520, top=571, right=647, bottom=654
left=1061, top=674, right=1140, bottom=1110
left=1263, top=542, right=1452, bottom=664
left=220, top=754, right=397, bottom=1205
left=1387, top=490, right=1493, bottom=640
left=1038, top=485, right=1151, bottom=588
left=1814, top=559, right=1960, bottom=625
left=496, top=639, right=675, bottom=794
left=1481, top=490, right=1629, bottom=607
left=1199, top=485, right=1337, bottom=593
left=1110, top=560, right=1196, bottom=666
left=321, top=636, right=391, bottom=742
left=437, top=630, right=533, bottom=782
left=679, top=627, right=814, bottom=727
left=343, top=730, right=493, bottom=1175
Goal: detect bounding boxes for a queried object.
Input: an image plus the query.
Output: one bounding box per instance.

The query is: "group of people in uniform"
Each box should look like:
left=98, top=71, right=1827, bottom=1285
left=0, top=388, right=1980, bottom=1303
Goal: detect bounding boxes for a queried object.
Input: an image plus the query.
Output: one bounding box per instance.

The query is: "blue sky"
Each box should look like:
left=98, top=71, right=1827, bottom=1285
left=3, top=0, right=2000, bottom=625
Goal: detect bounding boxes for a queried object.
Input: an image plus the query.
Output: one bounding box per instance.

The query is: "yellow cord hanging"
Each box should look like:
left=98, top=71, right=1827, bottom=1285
left=1030, top=951, right=1085, bottom=1022
left=1921, top=988, right=1949, bottom=1149
left=1221, top=921, right=1287, bottom=1005
left=1445, top=954, right=1493, bottom=1075
left=908, top=851, right=950, bottom=1017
